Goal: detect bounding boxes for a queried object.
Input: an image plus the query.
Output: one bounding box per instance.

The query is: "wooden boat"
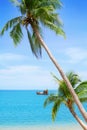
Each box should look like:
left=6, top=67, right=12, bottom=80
left=36, top=90, right=48, bottom=95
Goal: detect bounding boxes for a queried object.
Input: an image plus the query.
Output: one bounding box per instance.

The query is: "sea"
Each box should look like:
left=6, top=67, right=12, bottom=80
left=0, top=90, right=86, bottom=126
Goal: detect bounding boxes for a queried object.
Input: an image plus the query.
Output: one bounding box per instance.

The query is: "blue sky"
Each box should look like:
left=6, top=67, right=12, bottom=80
left=0, top=0, right=87, bottom=90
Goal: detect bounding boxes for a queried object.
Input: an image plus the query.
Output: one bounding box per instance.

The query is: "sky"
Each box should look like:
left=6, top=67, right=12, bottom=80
left=0, top=0, right=87, bottom=90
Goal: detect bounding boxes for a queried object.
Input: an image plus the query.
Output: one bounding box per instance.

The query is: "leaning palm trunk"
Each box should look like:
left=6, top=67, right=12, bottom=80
left=69, top=106, right=87, bottom=130
left=32, top=25, right=87, bottom=122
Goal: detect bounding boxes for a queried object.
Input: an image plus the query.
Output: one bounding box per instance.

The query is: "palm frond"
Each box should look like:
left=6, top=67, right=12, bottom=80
left=26, top=28, right=35, bottom=55
left=23, top=0, right=62, bottom=11
left=32, top=6, right=54, bottom=19
left=10, top=0, right=26, bottom=14
left=26, top=28, right=42, bottom=58
left=78, top=89, right=87, bottom=102
left=20, top=5, right=26, bottom=15
left=19, top=0, right=27, bottom=14
left=22, top=0, right=35, bottom=9
left=75, top=81, right=87, bottom=93
left=10, top=0, right=21, bottom=6
left=51, top=72, right=61, bottom=85
left=51, top=72, right=71, bottom=98
left=60, top=81, right=71, bottom=98
left=31, top=3, right=65, bottom=37
left=43, top=20, right=65, bottom=37
left=32, top=32, right=42, bottom=58
left=10, top=23, right=23, bottom=45
left=24, top=0, right=38, bottom=10
left=66, top=71, right=81, bottom=88
left=40, top=0, right=62, bottom=9
left=80, top=97, right=87, bottom=103
left=0, top=16, right=23, bottom=36
left=52, top=100, right=61, bottom=121
left=44, top=93, right=63, bottom=121
left=77, top=90, right=87, bottom=99
left=44, top=94, right=58, bottom=107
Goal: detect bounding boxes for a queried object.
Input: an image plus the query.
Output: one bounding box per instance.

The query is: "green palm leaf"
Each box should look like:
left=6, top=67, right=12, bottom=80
left=32, top=32, right=42, bottom=58
left=32, top=5, right=65, bottom=37
left=52, top=100, right=61, bottom=121
left=44, top=94, right=64, bottom=121
left=78, top=90, right=87, bottom=99
left=26, top=28, right=35, bottom=55
left=80, top=97, right=87, bottom=103
left=26, top=28, right=42, bottom=58
left=75, top=81, right=87, bottom=93
left=43, top=20, right=65, bottom=37
left=10, top=0, right=21, bottom=6
left=0, top=16, right=23, bottom=35
left=51, top=72, right=71, bottom=98
left=44, top=94, right=58, bottom=107
left=39, top=0, right=62, bottom=9
left=10, top=0, right=26, bottom=14
left=23, top=0, right=62, bottom=10
left=51, top=72, right=61, bottom=84
left=66, top=72, right=81, bottom=88
left=78, top=90, right=87, bottom=103
left=10, top=23, right=23, bottom=45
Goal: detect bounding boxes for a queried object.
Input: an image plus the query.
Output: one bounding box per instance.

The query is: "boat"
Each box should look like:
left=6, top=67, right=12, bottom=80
left=36, top=90, right=48, bottom=95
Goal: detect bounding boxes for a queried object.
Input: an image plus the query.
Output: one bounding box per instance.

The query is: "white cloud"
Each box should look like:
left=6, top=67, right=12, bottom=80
left=0, top=65, right=56, bottom=90
left=0, top=53, right=29, bottom=69
left=0, top=53, right=27, bottom=61
left=61, top=47, right=87, bottom=64
left=0, top=53, right=57, bottom=90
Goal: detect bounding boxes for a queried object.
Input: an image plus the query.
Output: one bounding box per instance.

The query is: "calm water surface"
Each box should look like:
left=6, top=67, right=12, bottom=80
left=0, top=90, right=86, bottom=126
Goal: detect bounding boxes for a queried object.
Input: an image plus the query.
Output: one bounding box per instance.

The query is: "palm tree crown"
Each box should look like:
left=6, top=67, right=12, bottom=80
left=44, top=72, right=87, bottom=121
left=1, top=0, right=65, bottom=58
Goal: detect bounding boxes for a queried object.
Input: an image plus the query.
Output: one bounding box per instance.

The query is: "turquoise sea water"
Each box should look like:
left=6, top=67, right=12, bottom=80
left=0, top=90, right=86, bottom=126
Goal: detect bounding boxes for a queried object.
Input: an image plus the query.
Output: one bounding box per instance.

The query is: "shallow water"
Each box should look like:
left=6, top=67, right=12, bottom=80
left=0, top=90, right=86, bottom=126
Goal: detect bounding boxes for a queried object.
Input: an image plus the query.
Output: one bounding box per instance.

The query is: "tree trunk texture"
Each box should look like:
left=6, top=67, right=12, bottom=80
left=32, top=26, right=87, bottom=122
left=69, top=106, right=87, bottom=130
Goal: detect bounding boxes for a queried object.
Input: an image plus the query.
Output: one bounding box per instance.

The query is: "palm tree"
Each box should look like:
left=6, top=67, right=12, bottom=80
left=44, top=72, right=87, bottom=130
left=0, top=0, right=87, bottom=121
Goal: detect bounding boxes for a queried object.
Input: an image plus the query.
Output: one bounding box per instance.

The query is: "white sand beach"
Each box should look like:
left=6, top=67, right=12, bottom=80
left=0, top=125, right=83, bottom=130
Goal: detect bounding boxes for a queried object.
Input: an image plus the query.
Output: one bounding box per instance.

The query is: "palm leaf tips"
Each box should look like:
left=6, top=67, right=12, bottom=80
left=44, top=94, right=58, bottom=107
left=10, top=0, right=21, bottom=6
left=75, top=81, right=87, bottom=93
left=10, top=23, right=23, bottom=45
left=52, top=100, right=61, bottom=121
left=0, top=16, right=22, bottom=35
left=26, top=28, right=42, bottom=58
